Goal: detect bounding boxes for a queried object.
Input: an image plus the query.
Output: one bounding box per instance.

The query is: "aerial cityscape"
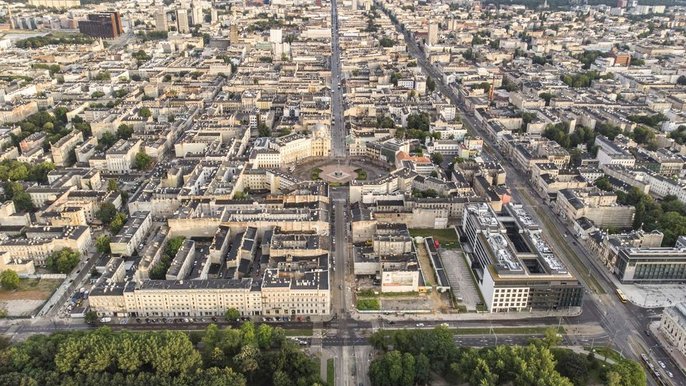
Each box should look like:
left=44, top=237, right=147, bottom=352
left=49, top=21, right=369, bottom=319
left=0, top=0, right=685, bottom=384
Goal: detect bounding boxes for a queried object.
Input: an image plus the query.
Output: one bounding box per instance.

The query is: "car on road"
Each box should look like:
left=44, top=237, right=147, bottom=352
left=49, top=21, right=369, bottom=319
left=658, top=361, right=666, bottom=369
left=440, top=323, right=449, bottom=327
left=415, top=323, right=425, bottom=327
left=667, top=371, right=673, bottom=378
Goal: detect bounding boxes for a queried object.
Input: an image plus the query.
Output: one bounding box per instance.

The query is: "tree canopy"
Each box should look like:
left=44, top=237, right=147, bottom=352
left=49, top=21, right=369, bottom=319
left=0, top=323, right=319, bottom=386
left=46, top=248, right=80, bottom=274
left=368, top=327, right=644, bottom=386
left=0, top=270, right=20, bottom=290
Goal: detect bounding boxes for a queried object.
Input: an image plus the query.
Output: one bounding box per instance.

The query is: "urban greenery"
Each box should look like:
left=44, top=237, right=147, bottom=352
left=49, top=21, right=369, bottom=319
left=356, top=298, right=380, bottom=310
left=368, top=327, right=645, bottom=386
left=668, top=125, right=686, bottom=145
left=0, top=323, right=321, bottom=385
left=46, top=248, right=80, bottom=274
left=95, top=235, right=111, bottom=254
left=627, top=113, right=666, bottom=128
left=134, top=151, right=153, bottom=170
left=149, top=237, right=186, bottom=279
left=15, top=33, right=94, bottom=49
left=0, top=270, right=20, bottom=290
left=617, top=189, right=686, bottom=247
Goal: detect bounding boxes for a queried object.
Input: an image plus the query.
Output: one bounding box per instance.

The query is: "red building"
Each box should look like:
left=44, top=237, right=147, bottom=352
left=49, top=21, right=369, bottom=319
left=78, top=12, right=123, bottom=38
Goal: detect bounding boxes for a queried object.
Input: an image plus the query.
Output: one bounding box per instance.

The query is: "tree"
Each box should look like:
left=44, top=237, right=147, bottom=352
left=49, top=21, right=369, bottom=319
left=46, top=248, right=80, bottom=274
left=107, top=179, right=119, bottom=192
left=116, top=124, right=134, bottom=140
left=539, top=92, right=555, bottom=106
left=0, top=270, right=20, bottom=290
left=414, top=353, right=430, bottom=385
left=96, top=203, right=118, bottom=224
left=138, top=107, right=152, bottom=118
left=225, top=308, right=240, bottom=320
left=234, top=344, right=259, bottom=378
left=98, top=132, right=117, bottom=150
left=379, top=37, right=395, bottom=47
left=96, top=235, right=111, bottom=254
left=13, top=190, right=35, bottom=213
left=430, top=152, right=443, bottom=165
left=110, top=212, right=127, bottom=234
left=256, top=324, right=273, bottom=349
left=134, top=151, right=153, bottom=170
left=426, top=77, right=436, bottom=92
left=84, top=311, right=98, bottom=325
left=594, top=176, right=613, bottom=192
left=542, top=327, right=562, bottom=347
left=257, top=123, right=271, bottom=137
left=677, top=75, right=686, bottom=86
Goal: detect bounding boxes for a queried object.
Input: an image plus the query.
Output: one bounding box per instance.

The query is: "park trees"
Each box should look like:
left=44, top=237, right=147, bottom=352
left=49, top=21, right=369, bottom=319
left=45, top=248, right=80, bottom=274
left=0, top=270, right=20, bottom=290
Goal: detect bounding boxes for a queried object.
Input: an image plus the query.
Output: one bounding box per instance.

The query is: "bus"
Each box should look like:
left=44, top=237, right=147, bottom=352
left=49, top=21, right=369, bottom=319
left=616, top=288, right=628, bottom=303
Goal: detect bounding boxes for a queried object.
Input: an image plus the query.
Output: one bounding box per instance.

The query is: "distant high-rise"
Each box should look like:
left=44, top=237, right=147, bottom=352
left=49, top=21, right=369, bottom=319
left=154, top=8, right=168, bottom=31
left=177, top=9, right=190, bottom=33
left=191, top=6, right=203, bottom=26
left=210, top=8, right=218, bottom=24
left=351, top=0, right=357, bottom=10
left=269, top=28, right=282, bottom=44
left=427, top=22, right=438, bottom=45
left=78, top=12, right=123, bottom=38
left=230, top=23, right=239, bottom=42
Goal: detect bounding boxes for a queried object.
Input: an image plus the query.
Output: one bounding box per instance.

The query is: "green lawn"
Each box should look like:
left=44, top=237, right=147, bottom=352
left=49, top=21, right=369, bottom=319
left=355, top=168, right=367, bottom=180
left=311, top=168, right=322, bottom=180
left=409, top=228, right=460, bottom=248
left=326, top=358, right=334, bottom=386
left=357, top=298, right=380, bottom=310
left=585, top=346, right=622, bottom=362
left=284, top=328, right=313, bottom=337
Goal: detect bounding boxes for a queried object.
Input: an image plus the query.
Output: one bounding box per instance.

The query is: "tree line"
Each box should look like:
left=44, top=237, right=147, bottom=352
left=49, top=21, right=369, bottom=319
left=16, top=34, right=94, bottom=49
left=368, top=327, right=645, bottom=386
left=0, top=323, right=322, bottom=386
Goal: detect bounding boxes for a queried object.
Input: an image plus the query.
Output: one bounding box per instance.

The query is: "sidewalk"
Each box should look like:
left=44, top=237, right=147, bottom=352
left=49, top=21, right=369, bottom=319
left=350, top=306, right=582, bottom=322
left=649, top=321, right=686, bottom=374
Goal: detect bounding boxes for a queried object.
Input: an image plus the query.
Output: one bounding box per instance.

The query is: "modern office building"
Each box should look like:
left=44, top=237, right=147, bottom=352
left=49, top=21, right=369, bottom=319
left=78, top=12, right=123, bottom=38
left=462, top=203, right=583, bottom=312
left=614, top=247, right=686, bottom=283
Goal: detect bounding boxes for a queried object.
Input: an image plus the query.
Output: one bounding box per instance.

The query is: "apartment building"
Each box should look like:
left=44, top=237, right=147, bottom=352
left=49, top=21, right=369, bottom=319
left=661, top=303, right=686, bottom=357
left=110, top=211, right=152, bottom=256
left=0, top=226, right=92, bottom=266
left=104, top=139, right=142, bottom=172
left=51, top=130, right=83, bottom=166
left=555, top=188, right=635, bottom=228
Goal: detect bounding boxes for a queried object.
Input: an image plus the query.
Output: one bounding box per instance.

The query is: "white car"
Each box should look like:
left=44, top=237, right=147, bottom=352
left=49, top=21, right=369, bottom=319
left=415, top=323, right=425, bottom=327
left=658, top=361, right=666, bottom=369
left=667, top=371, right=673, bottom=378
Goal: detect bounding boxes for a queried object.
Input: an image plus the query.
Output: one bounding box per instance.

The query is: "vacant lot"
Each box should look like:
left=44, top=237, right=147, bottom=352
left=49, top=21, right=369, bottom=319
left=0, top=278, right=61, bottom=316
left=409, top=228, right=460, bottom=249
